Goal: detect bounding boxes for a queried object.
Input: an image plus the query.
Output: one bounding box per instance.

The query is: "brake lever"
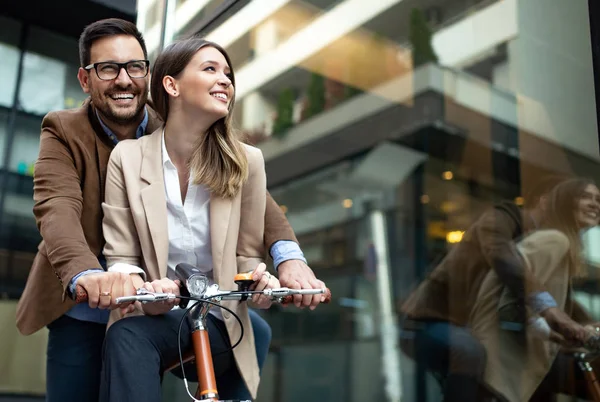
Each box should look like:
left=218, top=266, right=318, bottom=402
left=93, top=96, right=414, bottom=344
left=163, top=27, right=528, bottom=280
left=264, top=287, right=326, bottom=297
left=115, top=288, right=177, bottom=304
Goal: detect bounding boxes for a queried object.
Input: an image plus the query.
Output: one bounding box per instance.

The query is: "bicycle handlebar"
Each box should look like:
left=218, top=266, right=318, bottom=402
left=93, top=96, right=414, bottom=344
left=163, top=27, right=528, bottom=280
left=113, top=287, right=330, bottom=305
left=73, top=284, right=332, bottom=306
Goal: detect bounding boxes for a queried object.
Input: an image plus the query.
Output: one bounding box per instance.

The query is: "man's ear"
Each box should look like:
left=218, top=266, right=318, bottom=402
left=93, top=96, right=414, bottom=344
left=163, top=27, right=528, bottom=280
left=77, top=67, right=91, bottom=93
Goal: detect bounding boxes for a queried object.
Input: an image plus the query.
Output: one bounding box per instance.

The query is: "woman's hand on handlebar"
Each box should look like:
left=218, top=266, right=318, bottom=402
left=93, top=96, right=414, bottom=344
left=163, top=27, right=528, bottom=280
left=541, top=307, right=588, bottom=345
left=249, top=263, right=280, bottom=309
left=140, top=278, right=181, bottom=315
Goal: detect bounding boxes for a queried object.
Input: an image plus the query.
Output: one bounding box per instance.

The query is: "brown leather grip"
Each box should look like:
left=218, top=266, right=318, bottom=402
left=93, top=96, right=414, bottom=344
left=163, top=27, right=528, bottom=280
left=74, top=284, right=88, bottom=304
left=282, top=288, right=332, bottom=306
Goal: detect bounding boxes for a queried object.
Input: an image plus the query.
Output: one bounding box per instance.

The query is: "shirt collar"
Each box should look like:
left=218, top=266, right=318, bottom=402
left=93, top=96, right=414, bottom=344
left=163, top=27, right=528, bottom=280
left=95, top=107, right=149, bottom=145
left=137, top=107, right=149, bottom=138
left=161, top=127, right=175, bottom=169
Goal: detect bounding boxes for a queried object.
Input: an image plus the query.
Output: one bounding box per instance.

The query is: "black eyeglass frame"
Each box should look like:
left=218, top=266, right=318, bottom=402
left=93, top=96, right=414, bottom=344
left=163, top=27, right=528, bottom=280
left=84, top=60, right=150, bottom=80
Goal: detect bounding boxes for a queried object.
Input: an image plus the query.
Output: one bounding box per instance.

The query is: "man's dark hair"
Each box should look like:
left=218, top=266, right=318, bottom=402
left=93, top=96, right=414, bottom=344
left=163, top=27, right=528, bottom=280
left=78, top=18, right=148, bottom=67
left=523, top=174, right=571, bottom=207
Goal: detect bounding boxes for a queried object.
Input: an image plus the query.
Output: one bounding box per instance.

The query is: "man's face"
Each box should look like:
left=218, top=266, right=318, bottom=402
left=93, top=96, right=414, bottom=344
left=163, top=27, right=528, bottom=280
left=77, top=35, right=149, bottom=125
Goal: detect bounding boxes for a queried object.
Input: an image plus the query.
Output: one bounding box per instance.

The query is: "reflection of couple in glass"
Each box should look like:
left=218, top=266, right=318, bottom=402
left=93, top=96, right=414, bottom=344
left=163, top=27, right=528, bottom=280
left=401, top=177, right=600, bottom=401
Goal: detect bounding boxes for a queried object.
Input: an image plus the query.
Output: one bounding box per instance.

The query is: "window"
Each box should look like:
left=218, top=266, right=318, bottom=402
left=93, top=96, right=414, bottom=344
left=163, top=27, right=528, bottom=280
left=0, top=15, right=22, bottom=109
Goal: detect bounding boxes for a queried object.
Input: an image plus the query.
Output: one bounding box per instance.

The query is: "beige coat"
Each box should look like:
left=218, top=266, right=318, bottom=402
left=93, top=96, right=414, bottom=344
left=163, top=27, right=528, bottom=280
left=101, top=127, right=266, bottom=398
left=401, top=203, right=547, bottom=327
left=469, top=230, right=573, bottom=402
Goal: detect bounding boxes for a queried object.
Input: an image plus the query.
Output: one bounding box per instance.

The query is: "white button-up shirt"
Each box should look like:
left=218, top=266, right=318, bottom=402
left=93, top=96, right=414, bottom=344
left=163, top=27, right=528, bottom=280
left=162, top=132, right=222, bottom=319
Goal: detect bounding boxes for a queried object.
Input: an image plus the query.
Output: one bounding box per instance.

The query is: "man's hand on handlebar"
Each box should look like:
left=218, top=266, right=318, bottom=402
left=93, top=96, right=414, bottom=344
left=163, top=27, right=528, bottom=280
left=76, top=271, right=144, bottom=312
left=249, top=263, right=280, bottom=309
left=277, top=259, right=327, bottom=310
left=140, top=278, right=181, bottom=315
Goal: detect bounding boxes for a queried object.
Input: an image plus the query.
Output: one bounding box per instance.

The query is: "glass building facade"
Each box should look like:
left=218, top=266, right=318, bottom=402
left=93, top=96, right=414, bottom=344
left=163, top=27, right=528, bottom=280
left=139, top=0, right=600, bottom=400
left=0, top=1, right=136, bottom=398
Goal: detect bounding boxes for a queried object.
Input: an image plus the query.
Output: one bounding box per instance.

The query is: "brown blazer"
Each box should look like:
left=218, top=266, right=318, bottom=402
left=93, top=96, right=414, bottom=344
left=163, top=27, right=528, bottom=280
left=402, top=203, right=546, bottom=326
left=16, top=98, right=297, bottom=336
left=102, top=128, right=265, bottom=397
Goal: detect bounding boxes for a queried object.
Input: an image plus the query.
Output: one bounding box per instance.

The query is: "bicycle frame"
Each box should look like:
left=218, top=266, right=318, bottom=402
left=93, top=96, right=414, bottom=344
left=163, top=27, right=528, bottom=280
left=183, top=284, right=230, bottom=401
left=190, top=305, right=220, bottom=401
left=76, top=269, right=331, bottom=402
left=575, top=352, right=600, bottom=401
left=110, top=277, right=330, bottom=401
left=161, top=306, right=244, bottom=401
left=158, top=297, right=247, bottom=401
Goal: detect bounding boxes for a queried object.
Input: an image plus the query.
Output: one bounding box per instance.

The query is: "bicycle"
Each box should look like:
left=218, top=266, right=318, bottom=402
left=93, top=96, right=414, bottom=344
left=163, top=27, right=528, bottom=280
left=74, top=263, right=331, bottom=401
left=400, top=318, right=600, bottom=401
left=574, top=351, right=600, bottom=401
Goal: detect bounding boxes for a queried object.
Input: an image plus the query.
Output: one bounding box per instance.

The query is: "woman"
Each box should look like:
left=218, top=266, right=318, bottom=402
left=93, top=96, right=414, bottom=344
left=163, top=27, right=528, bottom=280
left=98, top=37, right=276, bottom=401
left=469, top=178, right=600, bottom=401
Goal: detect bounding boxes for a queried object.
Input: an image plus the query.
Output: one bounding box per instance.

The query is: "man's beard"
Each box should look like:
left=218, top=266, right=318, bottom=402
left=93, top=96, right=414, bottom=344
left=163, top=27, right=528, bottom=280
left=93, top=86, right=148, bottom=125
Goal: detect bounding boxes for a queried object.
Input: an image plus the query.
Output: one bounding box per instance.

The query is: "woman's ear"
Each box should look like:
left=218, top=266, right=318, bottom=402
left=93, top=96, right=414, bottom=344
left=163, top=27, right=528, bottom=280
left=163, top=75, right=179, bottom=97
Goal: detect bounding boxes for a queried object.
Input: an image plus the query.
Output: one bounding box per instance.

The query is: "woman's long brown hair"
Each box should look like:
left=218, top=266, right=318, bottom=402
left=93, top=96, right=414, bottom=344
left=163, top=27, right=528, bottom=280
left=542, top=177, right=597, bottom=277
left=151, top=37, right=248, bottom=198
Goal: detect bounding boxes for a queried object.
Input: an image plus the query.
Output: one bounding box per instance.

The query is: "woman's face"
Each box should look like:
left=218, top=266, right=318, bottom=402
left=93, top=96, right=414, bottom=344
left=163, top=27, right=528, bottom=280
left=575, top=184, right=600, bottom=229
left=175, top=46, right=233, bottom=121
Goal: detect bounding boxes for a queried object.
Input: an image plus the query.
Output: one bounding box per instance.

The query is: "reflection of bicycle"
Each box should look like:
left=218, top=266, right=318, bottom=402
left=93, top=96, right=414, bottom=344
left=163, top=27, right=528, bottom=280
left=75, top=264, right=331, bottom=401
left=425, top=351, right=600, bottom=402
left=574, top=351, right=600, bottom=401
left=400, top=319, right=600, bottom=402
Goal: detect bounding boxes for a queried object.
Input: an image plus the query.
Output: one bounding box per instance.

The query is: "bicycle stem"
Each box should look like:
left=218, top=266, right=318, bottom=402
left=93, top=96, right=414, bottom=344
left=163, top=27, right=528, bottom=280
left=184, top=301, right=219, bottom=401
left=191, top=324, right=219, bottom=401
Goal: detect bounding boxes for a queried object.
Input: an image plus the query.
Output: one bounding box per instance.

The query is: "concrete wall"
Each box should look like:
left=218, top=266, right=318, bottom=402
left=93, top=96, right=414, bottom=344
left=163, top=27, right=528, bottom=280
left=509, top=0, right=599, bottom=160
left=0, top=302, right=47, bottom=395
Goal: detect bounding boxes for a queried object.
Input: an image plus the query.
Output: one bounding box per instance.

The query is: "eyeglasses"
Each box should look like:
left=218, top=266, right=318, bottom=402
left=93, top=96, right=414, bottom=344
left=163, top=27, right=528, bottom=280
left=84, top=60, right=150, bottom=81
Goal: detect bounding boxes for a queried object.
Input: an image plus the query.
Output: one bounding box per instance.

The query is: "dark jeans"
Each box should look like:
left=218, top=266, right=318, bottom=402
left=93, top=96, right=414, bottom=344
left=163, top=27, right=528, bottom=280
left=400, top=319, right=488, bottom=402
left=46, top=315, right=107, bottom=402
left=99, top=308, right=271, bottom=402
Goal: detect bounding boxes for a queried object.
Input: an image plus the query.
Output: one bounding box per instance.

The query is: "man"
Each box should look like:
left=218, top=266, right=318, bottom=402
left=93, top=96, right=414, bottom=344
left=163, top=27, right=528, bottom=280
left=400, top=176, right=591, bottom=401
left=15, top=18, right=325, bottom=402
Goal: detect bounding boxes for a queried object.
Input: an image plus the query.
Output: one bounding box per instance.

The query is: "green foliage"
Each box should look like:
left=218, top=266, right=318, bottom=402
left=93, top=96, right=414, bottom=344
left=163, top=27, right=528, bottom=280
left=409, top=8, right=439, bottom=68
left=305, top=73, right=325, bottom=119
left=343, top=85, right=362, bottom=100
left=273, top=88, right=295, bottom=138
